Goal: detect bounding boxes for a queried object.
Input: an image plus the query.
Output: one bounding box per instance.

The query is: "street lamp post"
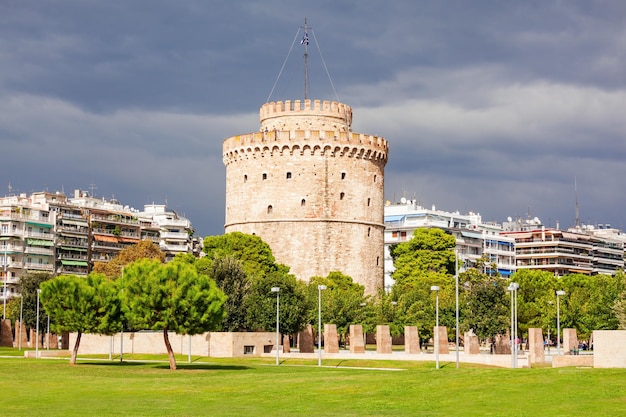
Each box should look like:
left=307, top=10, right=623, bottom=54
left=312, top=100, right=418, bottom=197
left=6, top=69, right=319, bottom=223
left=36, top=289, right=41, bottom=359
left=18, top=294, right=23, bottom=350
left=317, top=285, right=327, bottom=366
left=431, top=285, right=440, bottom=369
left=556, top=290, right=566, bottom=355
left=508, top=282, right=519, bottom=368
left=455, top=249, right=459, bottom=369
left=271, top=287, right=280, bottom=366
left=3, top=249, right=7, bottom=320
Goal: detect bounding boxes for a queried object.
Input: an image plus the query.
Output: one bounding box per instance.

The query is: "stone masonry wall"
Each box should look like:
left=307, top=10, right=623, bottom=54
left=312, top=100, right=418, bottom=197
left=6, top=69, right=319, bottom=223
left=223, top=100, right=388, bottom=295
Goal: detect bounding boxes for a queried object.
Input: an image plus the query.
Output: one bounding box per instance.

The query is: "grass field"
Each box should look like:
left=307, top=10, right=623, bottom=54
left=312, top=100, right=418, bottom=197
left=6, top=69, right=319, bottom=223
left=0, top=349, right=625, bottom=416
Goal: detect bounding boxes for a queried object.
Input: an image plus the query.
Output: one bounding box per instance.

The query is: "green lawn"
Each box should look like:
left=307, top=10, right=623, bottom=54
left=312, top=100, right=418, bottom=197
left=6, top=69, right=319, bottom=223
left=0, top=350, right=624, bottom=416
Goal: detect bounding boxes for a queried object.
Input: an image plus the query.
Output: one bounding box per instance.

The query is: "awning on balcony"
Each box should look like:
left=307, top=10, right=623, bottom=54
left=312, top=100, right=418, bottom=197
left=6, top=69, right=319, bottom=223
left=60, top=246, right=87, bottom=252
left=26, top=238, right=54, bottom=247
left=120, top=237, right=139, bottom=243
left=384, top=215, right=405, bottom=222
left=461, top=231, right=483, bottom=239
left=61, top=260, right=88, bottom=267
left=26, top=221, right=53, bottom=228
left=93, top=235, right=119, bottom=243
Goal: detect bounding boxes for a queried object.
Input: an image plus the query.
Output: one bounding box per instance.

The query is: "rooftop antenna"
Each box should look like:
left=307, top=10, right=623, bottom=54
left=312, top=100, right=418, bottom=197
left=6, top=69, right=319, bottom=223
left=301, top=18, right=310, bottom=100
left=574, top=177, right=579, bottom=228
left=267, top=19, right=339, bottom=103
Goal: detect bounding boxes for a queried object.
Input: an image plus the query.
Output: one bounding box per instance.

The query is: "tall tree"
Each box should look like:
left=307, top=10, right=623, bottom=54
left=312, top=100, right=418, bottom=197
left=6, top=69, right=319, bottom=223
left=93, top=240, right=165, bottom=279
left=460, top=269, right=509, bottom=341
left=307, top=272, right=368, bottom=340
left=40, top=274, right=122, bottom=365
left=17, top=272, right=52, bottom=332
left=203, top=232, right=289, bottom=279
left=211, top=256, right=250, bottom=331
left=245, top=270, right=308, bottom=336
left=120, top=259, right=226, bottom=370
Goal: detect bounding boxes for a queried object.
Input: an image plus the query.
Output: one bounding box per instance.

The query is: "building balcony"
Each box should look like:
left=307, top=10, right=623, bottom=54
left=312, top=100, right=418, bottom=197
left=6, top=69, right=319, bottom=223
left=160, top=243, right=189, bottom=252
left=24, top=246, right=54, bottom=256
left=160, top=231, right=190, bottom=240
left=24, top=263, right=54, bottom=271
left=24, top=231, right=54, bottom=239
left=91, top=214, right=139, bottom=225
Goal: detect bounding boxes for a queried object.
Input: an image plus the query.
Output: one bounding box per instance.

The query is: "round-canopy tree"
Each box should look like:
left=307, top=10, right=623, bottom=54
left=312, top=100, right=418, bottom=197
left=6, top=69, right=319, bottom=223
left=121, top=258, right=227, bottom=370
left=40, top=273, right=122, bottom=365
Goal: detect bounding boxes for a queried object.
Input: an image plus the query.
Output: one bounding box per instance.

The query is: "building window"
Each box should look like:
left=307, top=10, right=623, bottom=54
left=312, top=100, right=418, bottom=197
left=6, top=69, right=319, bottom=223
left=367, top=198, right=371, bottom=207
left=263, top=173, right=268, bottom=180
left=374, top=175, right=377, bottom=183
left=340, top=192, right=345, bottom=200
left=267, top=205, right=273, bottom=214
left=243, top=345, right=255, bottom=355
left=392, top=231, right=398, bottom=238
left=341, top=172, right=346, bottom=180
left=301, top=199, right=306, bottom=207
left=367, top=227, right=371, bottom=237
left=244, top=174, right=248, bottom=182
left=376, top=256, right=380, bottom=266
left=286, top=172, right=292, bottom=179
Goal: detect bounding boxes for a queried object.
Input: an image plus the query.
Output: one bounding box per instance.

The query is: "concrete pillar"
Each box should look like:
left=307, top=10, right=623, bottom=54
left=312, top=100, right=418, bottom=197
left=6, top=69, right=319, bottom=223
left=464, top=331, right=480, bottom=354
left=435, top=326, right=449, bottom=354
left=527, top=327, right=545, bottom=364
left=404, top=326, right=421, bottom=354
left=297, top=324, right=314, bottom=353
left=376, top=325, right=392, bottom=354
left=0, top=319, right=13, bottom=347
left=324, top=324, right=339, bottom=353
left=563, top=328, right=578, bottom=354
left=349, top=324, right=365, bottom=353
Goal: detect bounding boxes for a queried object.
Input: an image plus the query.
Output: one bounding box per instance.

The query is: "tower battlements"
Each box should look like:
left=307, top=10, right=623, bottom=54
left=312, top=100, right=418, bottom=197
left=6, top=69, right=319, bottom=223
left=222, top=129, right=388, bottom=165
left=260, top=99, right=352, bottom=131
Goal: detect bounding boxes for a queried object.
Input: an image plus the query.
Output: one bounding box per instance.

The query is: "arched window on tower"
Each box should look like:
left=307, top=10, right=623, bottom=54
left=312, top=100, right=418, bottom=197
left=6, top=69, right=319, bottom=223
left=286, top=172, right=292, bottom=179
left=267, top=205, right=273, bottom=214
left=368, top=227, right=371, bottom=237
left=367, top=198, right=371, bottom=206
left=341, top=172, right=346, bottom=180
left=340, top=192, right=345, bottom=200
left=301, top=199, right=306, bottom=207
left=263, top=173, right=267, bottom=180
left=244, top=174, right=248, bottom=183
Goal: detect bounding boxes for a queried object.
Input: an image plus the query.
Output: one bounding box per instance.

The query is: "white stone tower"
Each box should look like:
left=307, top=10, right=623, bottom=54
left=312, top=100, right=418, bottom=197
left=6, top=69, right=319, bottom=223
left=222, top=98, right=388, bottom=294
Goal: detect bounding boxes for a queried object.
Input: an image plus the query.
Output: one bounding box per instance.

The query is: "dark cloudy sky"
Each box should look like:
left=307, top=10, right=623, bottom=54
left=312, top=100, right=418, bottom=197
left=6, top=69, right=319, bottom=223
left=2, top=0, right=625, bottom=236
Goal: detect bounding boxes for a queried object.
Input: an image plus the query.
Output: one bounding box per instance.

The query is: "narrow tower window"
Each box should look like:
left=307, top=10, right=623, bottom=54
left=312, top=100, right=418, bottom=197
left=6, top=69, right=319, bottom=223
left=301, top=199, right=306, bottom=207
left=373, top=174, right=377, bottom=183
left=340, top=192, right=345, bottom=200
left=286, top=172, right=292, bottom=179
left=267, top=205, right=273, bottom=214
left=263, top=173, right=267, bottom=180
left=341, top=172, right=346, bottom=180
left=244, top=174, right=248, bottom=183
left=368, top=227, right=371, bottom=237
left=367, top=198, right=371, bottom=206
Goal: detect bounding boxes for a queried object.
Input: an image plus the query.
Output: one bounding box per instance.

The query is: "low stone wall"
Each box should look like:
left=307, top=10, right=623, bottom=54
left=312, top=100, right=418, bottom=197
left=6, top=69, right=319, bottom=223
left=552, top=355, right=593, bottom=368
left=70, top=331, right=276, bottom=358
left=593, top=330, right=626, bottom=368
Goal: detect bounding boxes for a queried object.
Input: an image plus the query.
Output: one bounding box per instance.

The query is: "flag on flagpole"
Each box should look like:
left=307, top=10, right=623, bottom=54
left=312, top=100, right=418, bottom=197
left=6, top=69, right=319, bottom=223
left=301, top=32, right=309, bottom=45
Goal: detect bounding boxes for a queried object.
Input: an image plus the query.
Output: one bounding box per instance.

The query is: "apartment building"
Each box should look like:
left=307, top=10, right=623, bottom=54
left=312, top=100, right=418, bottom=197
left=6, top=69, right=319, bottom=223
left=501, top=222, right=624, bottom=276
left=384, top=198, right=516, bottom=290
left=0, top=190, right=195, bottom=301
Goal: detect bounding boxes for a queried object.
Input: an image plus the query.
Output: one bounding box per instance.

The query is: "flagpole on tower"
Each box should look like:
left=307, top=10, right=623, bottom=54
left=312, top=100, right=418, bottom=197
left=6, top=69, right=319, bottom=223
left=301, top=18, right=310, bottom=100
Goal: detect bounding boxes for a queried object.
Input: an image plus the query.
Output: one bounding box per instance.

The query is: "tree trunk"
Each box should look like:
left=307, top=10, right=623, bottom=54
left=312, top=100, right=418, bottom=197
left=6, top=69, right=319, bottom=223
left=163, top=329, right=177, bottom=370
left=70, top=332, right=81, bottom=366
